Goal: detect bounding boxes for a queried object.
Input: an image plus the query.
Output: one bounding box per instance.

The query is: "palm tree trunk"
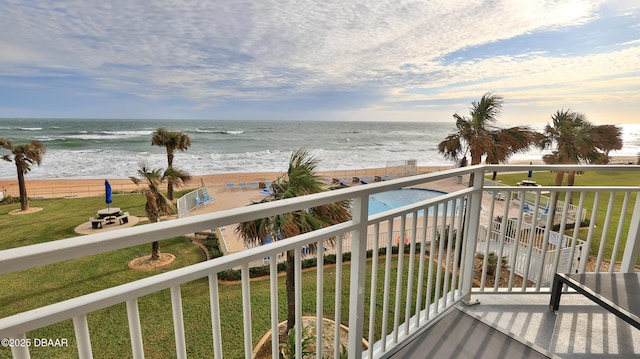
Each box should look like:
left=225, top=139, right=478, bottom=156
left=151, top=241, right=160, bottom=260
left=286, top=249, right=296, bottom=332
left=468, top=154, right=483, bottom=187
left=547, top=171, right=565, bottom=225
left=167, top=151, right=174, bottom=200
left=150, top=216, right=160, bottom=260
left=167, top=178, right=174, bottom=201
left=16, top=165, right=28, bottom=211
left=567, top=171, right=576, bottom=186
left=566, top=171, right=577, bottom=204
left=554, top=171, right=564, bottom=186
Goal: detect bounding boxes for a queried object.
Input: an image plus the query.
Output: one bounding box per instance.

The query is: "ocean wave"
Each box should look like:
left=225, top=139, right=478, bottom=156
left=20, top=127, right=42, bottom=131
left=195, top=129, right=244, bottom=135
left=65, top=130, right=153, bottom=140
left=100, top=130, right=154, bottom=136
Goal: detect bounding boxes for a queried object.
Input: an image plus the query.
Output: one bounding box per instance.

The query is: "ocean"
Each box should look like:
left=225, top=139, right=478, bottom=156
left=1, top=118, right=638, bottom=180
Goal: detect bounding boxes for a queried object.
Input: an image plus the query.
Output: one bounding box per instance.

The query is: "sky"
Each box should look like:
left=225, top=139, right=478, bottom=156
left=0, top=0, right=639, bottom=124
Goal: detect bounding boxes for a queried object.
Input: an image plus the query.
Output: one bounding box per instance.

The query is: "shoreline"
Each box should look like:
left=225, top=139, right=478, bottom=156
left=0, top=166, right=452, bottom=199
left=0, top=156, right=636, bottom=199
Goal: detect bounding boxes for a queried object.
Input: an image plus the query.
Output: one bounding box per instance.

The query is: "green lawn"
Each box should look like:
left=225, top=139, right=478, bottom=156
left=1, top=193, right=441, bottom=358
left=490, top=170, right=639, bottom=265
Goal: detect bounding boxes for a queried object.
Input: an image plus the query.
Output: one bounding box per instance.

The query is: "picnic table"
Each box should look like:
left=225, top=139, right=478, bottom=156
left=97, top=207, right=121, bottom=224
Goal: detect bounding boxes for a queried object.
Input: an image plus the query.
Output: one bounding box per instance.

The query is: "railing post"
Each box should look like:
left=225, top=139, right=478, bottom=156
left=621, top=191, right=640, bottom=272
left=461, top=167, right=484, bottom=304
left=347, top=194, right=369, bottom=358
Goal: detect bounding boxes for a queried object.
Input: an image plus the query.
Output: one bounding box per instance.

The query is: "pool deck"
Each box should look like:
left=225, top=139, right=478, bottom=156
left=183, top=175, right=515, bottom=256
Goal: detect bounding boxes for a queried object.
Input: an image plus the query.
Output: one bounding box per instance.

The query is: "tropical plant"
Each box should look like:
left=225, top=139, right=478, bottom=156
left=236, top=148, right=351, bottom=331
left=476, top=252, right=507, bottom=278
left=538, top=110, right=623, bottom=186
left=130, top=163, right=190, bottom=260
left=280, top=324, right=316, bottom=359
left=0, top=139, right=46, bottom=211
left=438, top=93, right=536, bottom=184
left=151, top=128, right=192, bottom=200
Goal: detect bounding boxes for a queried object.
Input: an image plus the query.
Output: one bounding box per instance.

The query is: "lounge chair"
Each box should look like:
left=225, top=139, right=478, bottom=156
left=203, top=193, right=215, bottom=203
left=195, top=196, right=206, bottom=206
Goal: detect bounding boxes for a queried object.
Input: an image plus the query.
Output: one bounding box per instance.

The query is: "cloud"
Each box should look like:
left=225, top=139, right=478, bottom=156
left=0, top=0, right=638, bottom=121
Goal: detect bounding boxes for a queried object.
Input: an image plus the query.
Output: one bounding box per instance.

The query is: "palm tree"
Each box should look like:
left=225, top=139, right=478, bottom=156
left=130, top=163, right=190, bottom=260
left=0, top=139, right=46, bottom=211
left=438, top=93, right=536, bottom=184
left=236, top=148, right=351, bottom=331
left=151, top=128, right=192, bottom=200
left=538, top=110, right=623, bottom=186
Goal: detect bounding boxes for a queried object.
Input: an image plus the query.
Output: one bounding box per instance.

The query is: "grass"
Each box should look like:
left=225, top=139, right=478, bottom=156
left=490, top=170, right=639, bottom=265
left=1, top=191, right=445, bottom=358
left=19, top=255, right=444, bottom=358
left=0, top=194, right=147, bottom=249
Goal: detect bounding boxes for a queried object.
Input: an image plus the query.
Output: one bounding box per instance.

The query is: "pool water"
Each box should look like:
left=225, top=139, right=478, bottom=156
left=368, top=188, right=449, bottom=216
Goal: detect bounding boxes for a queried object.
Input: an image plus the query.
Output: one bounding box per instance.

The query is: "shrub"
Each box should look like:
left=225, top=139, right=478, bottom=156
left=280, top=324, right=315, bottom=359
left=0, top=195, right=18, bottom=205
left=202, top=235, right=223, bottom=259
left=476, top=252, right=507, bottom=277
left=551, top=219, right=590, bottom=232
left=216, top=246, right=420, bottom=281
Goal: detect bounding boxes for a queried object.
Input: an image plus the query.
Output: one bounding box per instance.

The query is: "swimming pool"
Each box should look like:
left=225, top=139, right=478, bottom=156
left=368, top=188, right=449, bottom=216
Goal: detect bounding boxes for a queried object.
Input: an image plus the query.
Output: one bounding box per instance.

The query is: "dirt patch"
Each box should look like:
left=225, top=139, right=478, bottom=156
left=128, top=253, right=176, bottom=270
left=8, top=207, right=43, bottom=215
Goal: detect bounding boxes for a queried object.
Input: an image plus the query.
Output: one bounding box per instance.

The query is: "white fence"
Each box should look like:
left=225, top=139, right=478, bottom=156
left=477, top=218, right=587, bottom=286
left=176, top=187, right=214, bottom=218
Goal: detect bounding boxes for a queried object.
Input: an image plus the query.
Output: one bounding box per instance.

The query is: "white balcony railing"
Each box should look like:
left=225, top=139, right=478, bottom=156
left=1, top=165, right=639, bottom=359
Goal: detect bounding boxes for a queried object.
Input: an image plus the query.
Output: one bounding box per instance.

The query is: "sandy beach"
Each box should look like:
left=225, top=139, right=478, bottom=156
left=0, top=155, right=636, bottom=200
left=0, top=166, right=455, bottom=199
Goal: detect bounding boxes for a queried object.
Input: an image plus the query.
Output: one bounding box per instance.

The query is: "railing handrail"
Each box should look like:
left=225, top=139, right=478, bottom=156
left=2, top=164, right=640, bottom=358
left=0, top=166, right=478, bottom=275
left=485, top=164, right=640, bottom=172
left=0, top=220, right=356, bottom=337
left=2, top=165, right=637, bottom=275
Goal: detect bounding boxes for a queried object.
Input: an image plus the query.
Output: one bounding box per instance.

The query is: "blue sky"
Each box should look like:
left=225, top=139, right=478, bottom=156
left=0, top=0, right=638, bottom=124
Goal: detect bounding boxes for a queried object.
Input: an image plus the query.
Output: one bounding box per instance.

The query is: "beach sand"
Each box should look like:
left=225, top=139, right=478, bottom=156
left=0, top=166, right=455, bottom=199
left=0, top=155, right=636, bottom=200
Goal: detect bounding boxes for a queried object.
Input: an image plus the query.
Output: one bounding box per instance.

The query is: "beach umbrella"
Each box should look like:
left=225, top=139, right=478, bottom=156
left=105, top=179, right=113, bottom=209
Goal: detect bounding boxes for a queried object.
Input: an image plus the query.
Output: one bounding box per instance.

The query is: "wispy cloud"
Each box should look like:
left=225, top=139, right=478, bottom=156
left=0, top=0, right=638, bottom=122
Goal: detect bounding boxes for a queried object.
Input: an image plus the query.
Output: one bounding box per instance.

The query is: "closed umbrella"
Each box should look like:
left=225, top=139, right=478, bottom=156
left=105, top=179, right=113, bottom=209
